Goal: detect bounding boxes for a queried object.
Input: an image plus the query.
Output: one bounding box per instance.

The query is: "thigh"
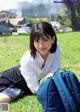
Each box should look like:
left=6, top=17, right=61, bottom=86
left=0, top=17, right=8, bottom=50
left=0, top=66, right=20, bottom=87
left=0, top=66, right=20, bottom=77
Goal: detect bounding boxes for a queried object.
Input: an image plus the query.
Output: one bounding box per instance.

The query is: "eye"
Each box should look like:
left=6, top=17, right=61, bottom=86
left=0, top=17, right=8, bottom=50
left=34, top=40, right=39, bottom=42
left=43, top=38, right=48, bottom=41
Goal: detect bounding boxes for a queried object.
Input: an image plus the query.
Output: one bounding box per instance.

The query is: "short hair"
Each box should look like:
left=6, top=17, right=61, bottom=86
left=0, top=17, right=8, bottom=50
left=29, top=22, right=57, bottom=58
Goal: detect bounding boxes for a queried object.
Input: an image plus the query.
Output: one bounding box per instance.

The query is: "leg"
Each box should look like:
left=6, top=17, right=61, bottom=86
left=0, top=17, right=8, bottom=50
left=0, top=93, right=12, bottom=103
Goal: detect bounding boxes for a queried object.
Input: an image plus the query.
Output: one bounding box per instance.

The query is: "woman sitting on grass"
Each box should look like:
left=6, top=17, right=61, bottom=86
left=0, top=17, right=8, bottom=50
left=0, top=22, right=60, bottom=103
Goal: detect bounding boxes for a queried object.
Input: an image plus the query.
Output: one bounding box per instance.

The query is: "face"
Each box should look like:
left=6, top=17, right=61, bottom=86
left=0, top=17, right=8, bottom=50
left=34, top=36, right=55, bottom=59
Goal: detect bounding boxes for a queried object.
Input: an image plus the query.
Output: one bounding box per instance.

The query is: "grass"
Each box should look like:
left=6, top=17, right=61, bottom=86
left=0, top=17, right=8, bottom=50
left=0, top=35, right=30, bottom=71
left=0, top=32, right=80, bottom=112
left=57, top=32, right=80, bottom=78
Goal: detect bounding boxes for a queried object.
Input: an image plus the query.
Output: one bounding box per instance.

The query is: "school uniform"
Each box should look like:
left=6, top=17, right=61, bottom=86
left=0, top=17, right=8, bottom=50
left=0, top=44, right=60, bottom=101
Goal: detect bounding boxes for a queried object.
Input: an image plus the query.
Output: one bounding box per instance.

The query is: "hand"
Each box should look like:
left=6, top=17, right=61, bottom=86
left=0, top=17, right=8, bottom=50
left=45, top=73, right=53, bottom=79
left=34, top=87, right=39, bottom=94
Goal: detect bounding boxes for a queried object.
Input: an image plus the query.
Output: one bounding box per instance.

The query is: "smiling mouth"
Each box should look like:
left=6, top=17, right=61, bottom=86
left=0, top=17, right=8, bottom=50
left=39, top=48, right=46, bottom=51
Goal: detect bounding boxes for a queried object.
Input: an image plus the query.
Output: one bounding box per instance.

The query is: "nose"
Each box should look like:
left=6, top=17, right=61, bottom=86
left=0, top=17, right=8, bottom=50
left=39, top=40, right=44, bottom=48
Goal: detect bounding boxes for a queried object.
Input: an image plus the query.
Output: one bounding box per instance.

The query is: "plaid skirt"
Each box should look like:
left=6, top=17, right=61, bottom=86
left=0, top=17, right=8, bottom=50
left=0, top=66, right=32, bottom=101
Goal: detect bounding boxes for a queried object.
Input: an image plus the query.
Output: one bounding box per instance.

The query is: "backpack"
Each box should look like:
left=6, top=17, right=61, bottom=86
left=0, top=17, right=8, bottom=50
left=36, top=71, right=80, bottom=112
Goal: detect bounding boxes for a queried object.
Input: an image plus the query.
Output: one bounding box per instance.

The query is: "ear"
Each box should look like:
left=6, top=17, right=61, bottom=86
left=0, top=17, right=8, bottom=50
left=52, top=36, right=55, bottom=44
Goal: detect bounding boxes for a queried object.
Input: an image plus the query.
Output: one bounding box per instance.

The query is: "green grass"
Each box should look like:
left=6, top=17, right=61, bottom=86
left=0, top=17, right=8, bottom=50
left=0, top=35, right=30, bottom=71
left=57, top=32, right=80, bottom=79
left=0, top=32, right=80, bottom=112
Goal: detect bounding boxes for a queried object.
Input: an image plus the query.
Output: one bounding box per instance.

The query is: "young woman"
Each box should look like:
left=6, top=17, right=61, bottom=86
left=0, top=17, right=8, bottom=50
left=0, top=22, right=60, bottom=103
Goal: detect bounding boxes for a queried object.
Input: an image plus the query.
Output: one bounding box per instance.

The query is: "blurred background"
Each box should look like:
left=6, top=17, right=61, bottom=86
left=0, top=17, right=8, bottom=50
left=0, top=0, right=80, bottom=36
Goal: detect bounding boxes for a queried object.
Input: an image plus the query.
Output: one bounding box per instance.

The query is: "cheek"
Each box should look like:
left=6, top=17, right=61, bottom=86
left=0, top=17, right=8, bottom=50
left=48, top=42, right=53, bottom=49
left=47, top=41, right=53, bottom=47
left=51, top=40, right=54, bottom=46
left=34, top=43, right=38, bottom=48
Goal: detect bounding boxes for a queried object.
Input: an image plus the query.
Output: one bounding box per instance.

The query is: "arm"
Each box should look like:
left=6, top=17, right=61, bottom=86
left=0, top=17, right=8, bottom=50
left=20, top=51, right=40, bottom=94
left=46, top=44, right=61, bottom=79
left=20, top=63, right=40, bottom=94
left=34, top=86, right=39, bottom=94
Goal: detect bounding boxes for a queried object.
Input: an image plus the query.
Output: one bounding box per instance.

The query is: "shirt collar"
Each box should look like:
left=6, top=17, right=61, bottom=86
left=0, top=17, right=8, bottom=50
left=35, top=51, right=44, bottom=67
left=34, top=51, right=52, bottom=68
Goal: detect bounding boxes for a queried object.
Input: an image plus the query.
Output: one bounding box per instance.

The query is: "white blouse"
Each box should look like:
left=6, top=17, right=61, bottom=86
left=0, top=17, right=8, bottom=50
left=19, top=43, right=60, bottom=93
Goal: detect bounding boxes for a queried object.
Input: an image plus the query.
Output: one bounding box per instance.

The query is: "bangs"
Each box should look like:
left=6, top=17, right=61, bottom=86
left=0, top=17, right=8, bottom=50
left=33, top=31, right=51, bottom=41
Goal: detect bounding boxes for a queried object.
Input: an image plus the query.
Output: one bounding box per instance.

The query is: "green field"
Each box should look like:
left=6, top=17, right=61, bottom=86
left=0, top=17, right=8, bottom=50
left=0, top=32, right=80, bottom=112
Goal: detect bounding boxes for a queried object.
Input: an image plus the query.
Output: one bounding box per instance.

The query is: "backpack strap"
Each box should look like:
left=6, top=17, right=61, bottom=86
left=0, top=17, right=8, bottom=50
left=64, top=72, right=80, bottom=111
left=53, top=72, right=77, bottom=112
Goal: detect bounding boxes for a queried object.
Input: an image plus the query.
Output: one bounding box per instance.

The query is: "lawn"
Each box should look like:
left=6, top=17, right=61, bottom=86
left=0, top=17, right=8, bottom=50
left=0, top=32, right=80, bottom=112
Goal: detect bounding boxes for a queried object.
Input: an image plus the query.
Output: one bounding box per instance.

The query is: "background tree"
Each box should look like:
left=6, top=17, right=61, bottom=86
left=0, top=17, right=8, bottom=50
left=62, top=0, right=80, bottom=31
left=74, top=4, right=80, bottom=25
left=25, top=18, right=50, bottom=27
left=54, top=11, right=71, bottom=28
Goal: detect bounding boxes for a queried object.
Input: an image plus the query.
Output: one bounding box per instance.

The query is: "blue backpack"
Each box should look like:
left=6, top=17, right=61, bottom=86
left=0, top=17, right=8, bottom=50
left=36, top=71, right=80, bottom=112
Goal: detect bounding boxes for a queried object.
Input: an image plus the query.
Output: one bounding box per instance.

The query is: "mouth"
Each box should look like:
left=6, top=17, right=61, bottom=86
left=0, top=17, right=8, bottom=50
left=39, top=48, right=46, bottom=51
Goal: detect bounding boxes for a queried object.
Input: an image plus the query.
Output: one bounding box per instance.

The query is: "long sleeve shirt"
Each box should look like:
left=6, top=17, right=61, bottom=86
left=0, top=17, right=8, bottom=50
left=19, top=43, right=60, bottom=93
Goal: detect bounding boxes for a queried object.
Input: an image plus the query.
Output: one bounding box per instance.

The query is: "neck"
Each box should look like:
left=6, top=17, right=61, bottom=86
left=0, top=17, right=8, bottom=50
left=42, top=51, right=50, bottom=61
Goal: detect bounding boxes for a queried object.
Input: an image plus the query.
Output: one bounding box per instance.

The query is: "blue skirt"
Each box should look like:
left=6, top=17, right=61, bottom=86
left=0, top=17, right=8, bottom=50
left=1, top=87, right=21, bottom=100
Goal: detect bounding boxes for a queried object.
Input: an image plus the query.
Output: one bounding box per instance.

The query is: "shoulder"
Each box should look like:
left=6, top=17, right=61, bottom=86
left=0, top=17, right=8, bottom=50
left=57, top=42, right=60, bottom=50
left=50, top=43, right=60, bottom=58
left=22, top=50, right=31, bottom=60
left=55, top=42, right=60, bottom=54
left=20, top=50, right=32, bottom=66
left=49, top=43, right=60, bottom=56
left=22, top=50, right=31, bottom=57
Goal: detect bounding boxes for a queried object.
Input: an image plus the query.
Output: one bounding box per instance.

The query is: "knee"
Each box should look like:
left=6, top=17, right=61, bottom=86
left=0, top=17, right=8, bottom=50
left=0, top=93, right=12, bottom=103
left=0, top=98, right=4, bottom=103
